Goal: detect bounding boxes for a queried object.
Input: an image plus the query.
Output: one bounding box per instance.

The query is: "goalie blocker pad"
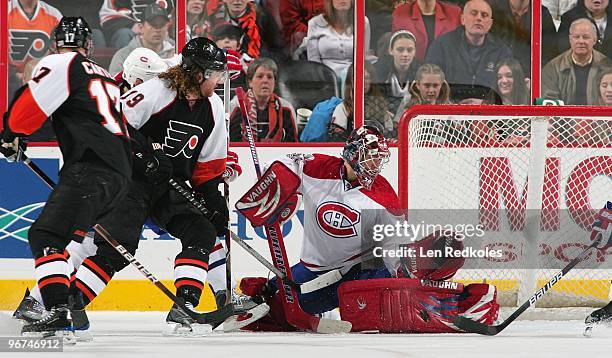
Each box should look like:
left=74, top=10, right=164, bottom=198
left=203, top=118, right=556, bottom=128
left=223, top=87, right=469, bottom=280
left=236, top=161, right=301, bottom=227
left=338, top=278, right=499, bottom=333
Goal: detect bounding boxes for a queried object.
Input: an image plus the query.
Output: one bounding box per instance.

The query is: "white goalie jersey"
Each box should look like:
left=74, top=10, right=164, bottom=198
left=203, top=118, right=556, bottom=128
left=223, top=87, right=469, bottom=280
left=269, top=153, right=404, bottom=273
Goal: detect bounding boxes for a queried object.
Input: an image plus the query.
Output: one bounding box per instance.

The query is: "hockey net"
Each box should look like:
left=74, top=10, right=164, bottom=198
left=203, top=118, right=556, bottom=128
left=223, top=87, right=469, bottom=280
left=398, top=105, right=611, bottom=316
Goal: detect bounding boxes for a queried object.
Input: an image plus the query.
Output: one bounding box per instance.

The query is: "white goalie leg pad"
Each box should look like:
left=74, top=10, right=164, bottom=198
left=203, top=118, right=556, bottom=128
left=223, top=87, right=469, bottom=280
left=162, top=322, right=213, bottom=337
left=222, top=302, right=270, bottom=332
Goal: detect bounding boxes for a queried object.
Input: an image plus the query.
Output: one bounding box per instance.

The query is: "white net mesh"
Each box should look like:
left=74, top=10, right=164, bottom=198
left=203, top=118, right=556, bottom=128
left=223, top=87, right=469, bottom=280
left=402, top=110, right=611, bottom=309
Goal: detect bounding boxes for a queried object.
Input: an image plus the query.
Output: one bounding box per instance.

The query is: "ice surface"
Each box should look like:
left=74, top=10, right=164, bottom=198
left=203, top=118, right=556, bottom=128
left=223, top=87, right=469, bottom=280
left=2, top=311, right=612, bottom=358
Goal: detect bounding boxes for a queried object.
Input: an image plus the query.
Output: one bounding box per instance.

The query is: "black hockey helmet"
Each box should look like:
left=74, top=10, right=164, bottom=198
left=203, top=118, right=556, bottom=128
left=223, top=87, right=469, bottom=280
left=54, top=17, right=92, bottom=52
left=181, top=37, right=227, bottom=75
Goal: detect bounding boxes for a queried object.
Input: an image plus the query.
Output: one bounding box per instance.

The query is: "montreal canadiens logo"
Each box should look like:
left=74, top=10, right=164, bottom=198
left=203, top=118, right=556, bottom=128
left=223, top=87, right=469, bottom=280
left=316, top=202, right=361, bottom=238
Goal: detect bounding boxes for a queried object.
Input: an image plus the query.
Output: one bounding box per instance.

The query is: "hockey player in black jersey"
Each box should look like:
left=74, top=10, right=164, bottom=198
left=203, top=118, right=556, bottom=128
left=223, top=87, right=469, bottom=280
left=0, top=17, right=132, bottom=343
left=67, top=37, right=268, bottom=336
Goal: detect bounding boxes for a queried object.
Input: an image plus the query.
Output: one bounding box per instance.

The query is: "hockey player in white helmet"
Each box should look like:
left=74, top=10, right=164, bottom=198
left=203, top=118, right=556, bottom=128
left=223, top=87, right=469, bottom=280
left=114, top=47, right=168, bottom=93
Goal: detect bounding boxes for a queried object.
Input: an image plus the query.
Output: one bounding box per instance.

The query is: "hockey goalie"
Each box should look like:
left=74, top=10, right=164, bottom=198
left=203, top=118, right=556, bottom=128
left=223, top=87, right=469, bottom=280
left=235, top=126, right=500, bottom=333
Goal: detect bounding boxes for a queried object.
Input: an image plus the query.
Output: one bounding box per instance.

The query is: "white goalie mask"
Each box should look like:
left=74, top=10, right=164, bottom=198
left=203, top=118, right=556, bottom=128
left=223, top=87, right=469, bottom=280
left=122, top=47, right=168, bottom=88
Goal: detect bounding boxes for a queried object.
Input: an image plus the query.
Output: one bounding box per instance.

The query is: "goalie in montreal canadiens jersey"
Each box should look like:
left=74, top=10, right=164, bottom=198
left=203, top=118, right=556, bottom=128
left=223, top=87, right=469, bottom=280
left=236, top=126, right=501, bottom=333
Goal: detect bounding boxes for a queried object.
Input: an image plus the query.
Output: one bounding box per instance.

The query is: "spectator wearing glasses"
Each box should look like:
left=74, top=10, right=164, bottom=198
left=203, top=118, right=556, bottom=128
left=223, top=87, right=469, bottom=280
left=542, top=18, right=612, bottom=104
left=557, top=0, right=612, bottom=60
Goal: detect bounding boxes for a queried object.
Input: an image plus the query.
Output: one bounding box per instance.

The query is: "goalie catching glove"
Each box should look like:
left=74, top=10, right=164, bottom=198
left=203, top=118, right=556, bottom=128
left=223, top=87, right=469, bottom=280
left=236, top=161, right=302, bottom=227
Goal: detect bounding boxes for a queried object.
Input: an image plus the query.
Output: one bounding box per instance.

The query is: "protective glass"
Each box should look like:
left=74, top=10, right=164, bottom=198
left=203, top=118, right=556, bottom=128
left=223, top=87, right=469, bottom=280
left=204, top=68, right=229, bottom=83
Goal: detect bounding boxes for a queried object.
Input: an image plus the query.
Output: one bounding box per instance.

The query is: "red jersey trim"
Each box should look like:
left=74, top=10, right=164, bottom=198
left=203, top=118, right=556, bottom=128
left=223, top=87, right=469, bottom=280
left=8, top=86, right=48, bottom=135
left=302, top=153, right=343, bottom=180
left=191, top=157, right=226, bottom=187
left=360, top=176, right=403, bottom=216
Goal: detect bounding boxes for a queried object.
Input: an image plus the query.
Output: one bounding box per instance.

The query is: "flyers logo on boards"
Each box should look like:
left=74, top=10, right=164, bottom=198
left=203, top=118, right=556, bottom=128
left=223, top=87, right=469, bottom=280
left=316, top=202, right=361, bottom=238
left=9, top=30, right=52, bottom=63
left=163, top=120, right=203, bottom=158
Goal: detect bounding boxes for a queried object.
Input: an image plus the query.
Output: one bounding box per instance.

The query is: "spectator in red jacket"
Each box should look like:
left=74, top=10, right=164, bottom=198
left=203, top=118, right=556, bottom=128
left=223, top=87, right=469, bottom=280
left=391, top=0, right=462, bottom=61
left=281, top=0, right=326, bottom=54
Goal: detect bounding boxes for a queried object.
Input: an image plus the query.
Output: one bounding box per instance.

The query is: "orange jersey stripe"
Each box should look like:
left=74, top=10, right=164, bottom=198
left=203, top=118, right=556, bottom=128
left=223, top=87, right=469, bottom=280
left=34, top=251, right=68, bottom=267
left=174, top=258, right=209, bottom=270
left=75, top=280, right=96, bottom=302
left=8, top=86, right=48, bottom=135
left=191, top=157, right=226, bottom=187
left=83, top=259, right=112, bottom=283
left=39, top=276, right=70, bottom=289
left=175, top=279, right=204, bottom=290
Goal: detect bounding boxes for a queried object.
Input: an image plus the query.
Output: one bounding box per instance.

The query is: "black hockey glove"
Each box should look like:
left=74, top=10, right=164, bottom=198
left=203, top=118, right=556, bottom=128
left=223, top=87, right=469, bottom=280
left=133, top=139, right=173, bottom=185
left=0, top=112, right=27, bottom=162
left=194, top=178, right=229, bottom=236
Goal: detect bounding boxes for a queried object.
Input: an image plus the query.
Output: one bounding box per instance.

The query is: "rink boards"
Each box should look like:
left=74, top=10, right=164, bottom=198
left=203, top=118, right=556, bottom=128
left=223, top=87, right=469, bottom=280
left=0, top=145, right=396, bottom=311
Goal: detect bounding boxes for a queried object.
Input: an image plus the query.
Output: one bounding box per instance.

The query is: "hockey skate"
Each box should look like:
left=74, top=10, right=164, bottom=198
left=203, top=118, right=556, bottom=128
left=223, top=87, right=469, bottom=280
left=68, top=292, right=92, bottom=342
left=215, top=290, right=270, bottom=332
left=21, top=304, right=76, bottom=345
left=163, top=301, right=213, bottom=337
left=13, top=288, right=44, bottom=323
left=584, top=301, right=612, bottom=336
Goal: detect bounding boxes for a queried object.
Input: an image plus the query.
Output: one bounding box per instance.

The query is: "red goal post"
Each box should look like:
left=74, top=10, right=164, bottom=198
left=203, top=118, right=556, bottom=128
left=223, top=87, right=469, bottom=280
left=397, top=105, right=611, bottom=312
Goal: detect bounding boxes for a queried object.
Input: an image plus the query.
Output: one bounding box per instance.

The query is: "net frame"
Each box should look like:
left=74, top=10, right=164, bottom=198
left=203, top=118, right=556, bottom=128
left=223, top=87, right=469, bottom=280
left=398, top=105, right=612, bottom=314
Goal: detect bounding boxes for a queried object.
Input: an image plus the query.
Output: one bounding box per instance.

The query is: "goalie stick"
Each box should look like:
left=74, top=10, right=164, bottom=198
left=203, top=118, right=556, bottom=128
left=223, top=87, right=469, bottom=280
left=7, top=153, right=237, bottom=326
left=235, top=87, right=352, bottom=333
left=222, top=76, right=232, bottom=306
left=453, top=233, right=604, bottom=335
left=168, top=180, right=342, bottom=295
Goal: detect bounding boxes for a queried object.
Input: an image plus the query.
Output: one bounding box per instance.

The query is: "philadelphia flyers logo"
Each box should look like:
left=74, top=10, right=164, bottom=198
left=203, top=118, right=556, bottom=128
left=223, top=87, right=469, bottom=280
left=316, top=202, right=361, bottom=238
left=9, top=30, right=51, bottom=63
left=163, top=120, right=203, bottom=158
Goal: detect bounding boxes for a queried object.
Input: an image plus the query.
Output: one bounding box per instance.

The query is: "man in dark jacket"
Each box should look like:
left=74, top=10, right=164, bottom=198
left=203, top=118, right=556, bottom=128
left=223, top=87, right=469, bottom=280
left=425, top=0, right=512, bottom=90
left=557, top=0, right=612, bottom=60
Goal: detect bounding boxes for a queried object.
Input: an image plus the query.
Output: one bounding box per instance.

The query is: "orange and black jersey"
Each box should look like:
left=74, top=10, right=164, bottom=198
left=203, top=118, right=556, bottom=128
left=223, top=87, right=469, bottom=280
left=120, top=77, right=227, bottom=188
left=6, top=52, right=132, bottom=178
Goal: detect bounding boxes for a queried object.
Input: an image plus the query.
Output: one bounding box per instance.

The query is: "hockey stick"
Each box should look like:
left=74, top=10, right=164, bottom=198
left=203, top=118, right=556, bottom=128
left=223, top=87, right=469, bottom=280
left=168, top=178, right=337, bottom=294
left=453, top=233, right=604, bottom=335
left=236, top=87, right=352, bottom=333
left=223, top=76, right=232, bottom=306
left=8, top=153, right=237, bottom=325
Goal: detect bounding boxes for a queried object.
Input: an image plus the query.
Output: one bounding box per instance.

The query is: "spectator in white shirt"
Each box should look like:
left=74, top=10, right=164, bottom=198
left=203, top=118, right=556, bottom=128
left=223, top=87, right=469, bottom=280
left=306, top=0, right=370, bottom=81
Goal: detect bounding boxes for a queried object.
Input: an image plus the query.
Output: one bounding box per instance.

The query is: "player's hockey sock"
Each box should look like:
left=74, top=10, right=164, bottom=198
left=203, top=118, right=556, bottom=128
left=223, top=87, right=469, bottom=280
left=174, top=248, right=209, bottom=307
left=34, top=248, right=71, bottom=310
left=207, top=238, right=228, bottom=293
left=73, top=256, right=114, bottom=305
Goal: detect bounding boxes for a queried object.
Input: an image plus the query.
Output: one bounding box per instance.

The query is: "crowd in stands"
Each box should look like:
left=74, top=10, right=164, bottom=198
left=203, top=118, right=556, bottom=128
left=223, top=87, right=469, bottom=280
left=5, top=0, right=612, bottom=143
